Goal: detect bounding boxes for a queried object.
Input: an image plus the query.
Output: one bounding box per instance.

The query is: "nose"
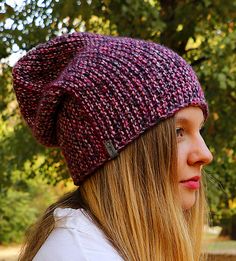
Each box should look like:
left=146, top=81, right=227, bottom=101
left=187, top=135, right=213, bottom=166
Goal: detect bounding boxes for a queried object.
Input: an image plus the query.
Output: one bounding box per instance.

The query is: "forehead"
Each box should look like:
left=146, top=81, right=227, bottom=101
left=174, top=106, right=204, bottom=125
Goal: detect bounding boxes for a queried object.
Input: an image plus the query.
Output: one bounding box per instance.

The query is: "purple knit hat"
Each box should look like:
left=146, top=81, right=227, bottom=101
left=12, top=32, right=208, bottom=185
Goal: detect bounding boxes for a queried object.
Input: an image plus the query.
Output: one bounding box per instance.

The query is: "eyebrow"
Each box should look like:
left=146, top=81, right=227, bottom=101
left=175, top=117, right=205, bottom=128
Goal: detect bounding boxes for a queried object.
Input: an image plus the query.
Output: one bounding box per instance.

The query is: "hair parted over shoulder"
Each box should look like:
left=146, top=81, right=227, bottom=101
left=13, top=32, right=210, bottom=261
left=19, top=117, right=208, bottom=261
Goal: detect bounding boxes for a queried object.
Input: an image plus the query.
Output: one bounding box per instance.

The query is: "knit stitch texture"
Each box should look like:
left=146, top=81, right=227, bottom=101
left=12, top=32, right=208, bottom=185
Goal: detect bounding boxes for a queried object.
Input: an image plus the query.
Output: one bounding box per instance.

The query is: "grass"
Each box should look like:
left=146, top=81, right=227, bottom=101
left=206, top=240, right=236, bottom=251
left=203, top=229, right=236, bottom=252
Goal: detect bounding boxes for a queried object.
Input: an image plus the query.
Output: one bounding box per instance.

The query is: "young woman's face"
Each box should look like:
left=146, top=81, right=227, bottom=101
left=175, top=106, right=213, bottom=210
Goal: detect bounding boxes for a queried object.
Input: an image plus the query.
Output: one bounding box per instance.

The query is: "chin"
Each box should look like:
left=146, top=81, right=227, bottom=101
left=180, top=191, right=197, bottom=210
left=182, top=201, right=196, bottom=210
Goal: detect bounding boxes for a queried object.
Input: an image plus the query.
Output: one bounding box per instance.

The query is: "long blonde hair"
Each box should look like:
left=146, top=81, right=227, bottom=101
left=19, top=117, right=208, bottom=261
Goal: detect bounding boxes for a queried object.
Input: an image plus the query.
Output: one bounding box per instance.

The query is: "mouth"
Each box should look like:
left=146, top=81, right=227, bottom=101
left=179, top=176, right=200, bottom=189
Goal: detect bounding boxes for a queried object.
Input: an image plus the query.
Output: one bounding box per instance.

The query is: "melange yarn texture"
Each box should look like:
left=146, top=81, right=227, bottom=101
left=12, top=32, right=208, bottom=185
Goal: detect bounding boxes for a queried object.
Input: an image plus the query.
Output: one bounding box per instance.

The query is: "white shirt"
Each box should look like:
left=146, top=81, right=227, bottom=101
left=33, top=207, right=124, bottom=261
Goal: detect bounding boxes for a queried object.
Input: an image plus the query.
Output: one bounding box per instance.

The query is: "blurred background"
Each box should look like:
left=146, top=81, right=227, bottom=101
left=0, top=0, right=236, bottom=259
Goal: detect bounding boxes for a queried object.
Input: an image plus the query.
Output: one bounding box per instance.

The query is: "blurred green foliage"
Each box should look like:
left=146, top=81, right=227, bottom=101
left=0, top=176, right=60, bottom=244
left=0, top=0, right=236, bottom=242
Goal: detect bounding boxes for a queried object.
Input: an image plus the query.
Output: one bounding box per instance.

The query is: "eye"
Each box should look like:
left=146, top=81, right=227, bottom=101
left=176, top=127, right=185, bottom=138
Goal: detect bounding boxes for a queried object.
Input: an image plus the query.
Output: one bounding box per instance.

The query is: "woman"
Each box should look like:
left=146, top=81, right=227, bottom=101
left=12, top=32, right=213, bottom=261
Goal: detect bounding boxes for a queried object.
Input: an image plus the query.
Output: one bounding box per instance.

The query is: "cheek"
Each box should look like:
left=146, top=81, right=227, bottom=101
left=177, top=144, right=188, bottom=179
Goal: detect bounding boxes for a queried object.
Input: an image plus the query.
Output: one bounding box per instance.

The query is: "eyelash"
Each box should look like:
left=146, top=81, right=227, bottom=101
left=200, top=127, right=205, bottom=135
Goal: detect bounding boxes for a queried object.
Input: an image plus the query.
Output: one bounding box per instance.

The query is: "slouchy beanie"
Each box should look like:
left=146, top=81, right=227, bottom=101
left=12, top=32, right=208, bottom=185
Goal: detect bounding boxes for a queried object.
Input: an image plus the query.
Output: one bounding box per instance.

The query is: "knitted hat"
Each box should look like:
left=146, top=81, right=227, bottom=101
left=12, top=32, right=208, bottom=185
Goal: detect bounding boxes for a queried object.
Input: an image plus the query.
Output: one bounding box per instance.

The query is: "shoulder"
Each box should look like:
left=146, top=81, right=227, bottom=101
left=33, top=207, right=123, bottom=261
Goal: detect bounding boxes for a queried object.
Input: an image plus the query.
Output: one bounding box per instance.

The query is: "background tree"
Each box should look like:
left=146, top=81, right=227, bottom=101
left=0, top=0, right=235, bottom=242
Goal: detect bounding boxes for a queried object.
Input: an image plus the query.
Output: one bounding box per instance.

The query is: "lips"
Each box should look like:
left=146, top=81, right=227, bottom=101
left=180, top=176, right=200, bottom=189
